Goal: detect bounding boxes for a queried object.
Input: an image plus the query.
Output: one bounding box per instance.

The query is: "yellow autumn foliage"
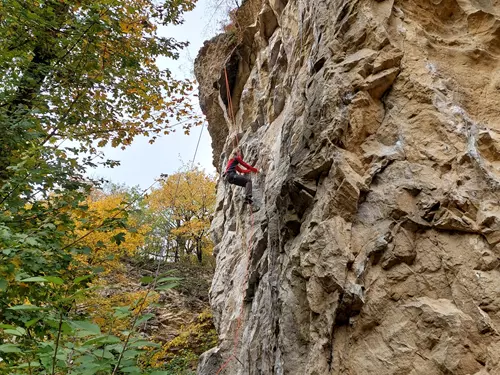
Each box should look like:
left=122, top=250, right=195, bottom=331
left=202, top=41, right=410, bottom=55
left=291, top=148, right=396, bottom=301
left=75, top=190, right=150, bottom=274
left=146, top=168, right=216, bottom=263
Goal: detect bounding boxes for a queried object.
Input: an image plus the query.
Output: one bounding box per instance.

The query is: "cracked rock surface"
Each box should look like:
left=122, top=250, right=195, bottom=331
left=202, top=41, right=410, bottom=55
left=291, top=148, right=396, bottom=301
left=195, top=0, right=500, bottom=374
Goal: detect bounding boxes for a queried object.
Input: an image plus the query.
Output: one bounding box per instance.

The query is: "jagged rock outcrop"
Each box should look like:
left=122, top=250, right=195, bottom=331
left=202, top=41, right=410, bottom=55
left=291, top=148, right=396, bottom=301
left=195, top=0, right=500, bottom=374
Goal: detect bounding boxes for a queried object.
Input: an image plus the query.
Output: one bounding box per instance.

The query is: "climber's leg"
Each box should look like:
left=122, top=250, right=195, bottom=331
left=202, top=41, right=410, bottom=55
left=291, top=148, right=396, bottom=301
left=245, top=179, right=252, bottom=200
left=227, top=173, right=252, bottom=200
left=227, top=173, right=246, bottom=187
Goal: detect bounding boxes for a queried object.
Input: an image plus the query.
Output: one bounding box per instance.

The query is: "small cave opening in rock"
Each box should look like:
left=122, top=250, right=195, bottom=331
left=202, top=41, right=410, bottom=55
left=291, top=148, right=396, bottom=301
left=217, top=45, right=255, bottom=121
left=219, top=54, right=239, bottom=108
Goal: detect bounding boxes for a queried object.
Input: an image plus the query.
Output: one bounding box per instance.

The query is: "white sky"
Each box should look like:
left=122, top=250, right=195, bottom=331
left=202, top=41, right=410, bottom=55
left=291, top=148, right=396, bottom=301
left=90, top=0, right=232, bottom=188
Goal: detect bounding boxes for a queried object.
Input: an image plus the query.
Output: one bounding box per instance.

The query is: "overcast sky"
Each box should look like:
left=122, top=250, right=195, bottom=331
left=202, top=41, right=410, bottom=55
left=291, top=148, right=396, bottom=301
left=90, top=0, right=231, bottom=188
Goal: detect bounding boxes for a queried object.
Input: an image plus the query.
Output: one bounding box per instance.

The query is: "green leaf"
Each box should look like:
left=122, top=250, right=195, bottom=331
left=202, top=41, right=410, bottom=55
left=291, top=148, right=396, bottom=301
left=140, top=276, right=154, bottom=283
left=156, top=276, right=182, bottom=284
left=74, top=275, right=92, bottom=284
left=123, top=349, right=141, bottom=359
left=155, top=282, right=178, bottom=291
left=0, top=278, right=8, bottom=291
left=134, top=313, right=154, bottom=328
left=82, top=335, right=121, bottom=346
left=120, top=366, right=141, bottom=374
left=70, top=321, right=101, bottom=335
left=105, top=343, right=125, bottom=352
left=25, top=317, right=42, bottom=328
left=9, top=304, right=45, bottom=311
left=44, top=276, right=64, bottom=285
left=4, top=327, right=25, bottom=336
left=100, top=350, right=114, bottom=359
left=15, top=361, right=40, bottom=369
left=77, top=246, right=92, bottom=255
left=61, top=321, right=73, bottom=334
left=113, top=306, right=131, bottom=319
left=92, top=266, right=105, bottom=274
left=24, top=237, right=39, bottom=246
left=112, top=232, right=126, bottom=245
left=0, top=343, right=22, bottom=353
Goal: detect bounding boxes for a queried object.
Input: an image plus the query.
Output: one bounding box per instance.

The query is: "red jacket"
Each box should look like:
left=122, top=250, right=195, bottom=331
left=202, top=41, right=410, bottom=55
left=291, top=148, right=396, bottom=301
left=225, top=156, right=258, bottom=174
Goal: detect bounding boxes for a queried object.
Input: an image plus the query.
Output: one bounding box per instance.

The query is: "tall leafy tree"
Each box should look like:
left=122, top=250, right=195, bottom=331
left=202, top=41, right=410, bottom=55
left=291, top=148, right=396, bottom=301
left=145, top=168, right=216, bottom=263
left=0, top=0, right=200, bottom=373
left=0, top=0, right=200, bottom=239
left=0, top=0, right=198, bottom=172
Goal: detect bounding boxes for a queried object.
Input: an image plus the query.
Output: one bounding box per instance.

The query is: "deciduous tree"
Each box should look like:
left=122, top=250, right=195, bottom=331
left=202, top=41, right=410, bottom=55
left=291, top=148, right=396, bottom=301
left=0, top=0, right=199, bottom=179
left=145, top=167, right=216, bottom=263
left=0, top=0, right=201, bottom=372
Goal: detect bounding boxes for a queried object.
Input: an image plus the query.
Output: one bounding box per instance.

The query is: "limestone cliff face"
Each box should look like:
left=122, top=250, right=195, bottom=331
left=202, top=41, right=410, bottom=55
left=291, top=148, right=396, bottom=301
left=195, top=0, right=500, bottom=374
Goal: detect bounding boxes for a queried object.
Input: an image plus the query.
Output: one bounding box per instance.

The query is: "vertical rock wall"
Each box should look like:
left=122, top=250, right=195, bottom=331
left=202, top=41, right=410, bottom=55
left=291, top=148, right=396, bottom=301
left=195, top=0, right=500, bottom=374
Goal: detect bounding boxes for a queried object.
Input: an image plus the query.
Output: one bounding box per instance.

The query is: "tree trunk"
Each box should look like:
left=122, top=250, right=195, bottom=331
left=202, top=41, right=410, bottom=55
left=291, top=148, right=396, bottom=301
left=196, top=239, right=203, bottom=263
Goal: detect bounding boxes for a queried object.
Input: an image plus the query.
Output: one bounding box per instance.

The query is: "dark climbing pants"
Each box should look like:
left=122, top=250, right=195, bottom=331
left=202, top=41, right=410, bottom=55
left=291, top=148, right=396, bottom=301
left=226, top=172, right=252, bottom=198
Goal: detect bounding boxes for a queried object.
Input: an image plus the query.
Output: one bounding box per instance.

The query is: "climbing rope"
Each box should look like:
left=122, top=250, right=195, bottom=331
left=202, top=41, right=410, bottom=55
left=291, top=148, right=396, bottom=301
left=214, top=60, right=258, bottom=374
left=224, top=65, right=241, bottom=150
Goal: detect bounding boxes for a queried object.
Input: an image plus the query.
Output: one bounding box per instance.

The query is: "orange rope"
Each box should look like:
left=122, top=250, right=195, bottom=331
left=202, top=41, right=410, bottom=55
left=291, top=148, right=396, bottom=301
left=224, top=67, right=239, bottom=149
left=215, top=65, right=257, bottom=374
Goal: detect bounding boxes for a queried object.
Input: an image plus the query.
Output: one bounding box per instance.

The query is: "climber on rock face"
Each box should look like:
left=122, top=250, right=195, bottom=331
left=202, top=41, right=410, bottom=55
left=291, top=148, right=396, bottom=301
left=224, top=149, right=258, bottom=204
